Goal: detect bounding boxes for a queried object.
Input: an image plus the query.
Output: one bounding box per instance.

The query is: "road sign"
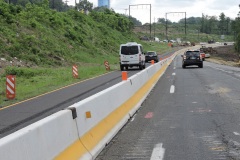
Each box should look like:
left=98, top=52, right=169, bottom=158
left=6, top=75, right=16, bottom=100
left=72, top=65, right=78, bottom=78
left=104, top=60, right=110, bottom=71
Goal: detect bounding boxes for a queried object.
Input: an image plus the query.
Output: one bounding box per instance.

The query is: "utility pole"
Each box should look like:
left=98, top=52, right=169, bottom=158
left=165, top=12, right=187, bottom=41
left=154, top=17, right=155, bottom=38
left=75, top=0, right=77, bottom=10
left=129, top=4, right=151, bottom=38
left=185, top=12, right=187, bottom=40
left=165, top=13, right=168, bottom=40
left=150, top=4, right=152, bottom=40
left=124, top=9, right=128, bottom=15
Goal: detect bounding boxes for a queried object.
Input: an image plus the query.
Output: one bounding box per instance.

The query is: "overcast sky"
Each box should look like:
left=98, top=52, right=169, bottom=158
left=68, top=0, right=240, bottom=23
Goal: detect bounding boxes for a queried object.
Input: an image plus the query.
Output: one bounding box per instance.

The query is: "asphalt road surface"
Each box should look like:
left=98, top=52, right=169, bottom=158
left=0, top=51, right=175, bottom=138
left=96, top=55, right=240, bottom=160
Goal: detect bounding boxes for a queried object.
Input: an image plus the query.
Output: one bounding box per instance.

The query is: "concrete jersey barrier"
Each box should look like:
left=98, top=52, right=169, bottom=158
left=0, top=48, right=191, bottom=160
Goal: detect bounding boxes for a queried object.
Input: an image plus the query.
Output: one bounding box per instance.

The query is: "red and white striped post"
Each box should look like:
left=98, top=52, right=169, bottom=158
left=6, top=75, right=16, bottom=100
left=72, top=65, right=78, bottom=78
left=104, top=60, right=110, bottom=71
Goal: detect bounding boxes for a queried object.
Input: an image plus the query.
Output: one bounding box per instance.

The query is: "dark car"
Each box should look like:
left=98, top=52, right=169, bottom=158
left=182, top=50, right=203, bottom=68
left=145, top=51, right=159, bottom=62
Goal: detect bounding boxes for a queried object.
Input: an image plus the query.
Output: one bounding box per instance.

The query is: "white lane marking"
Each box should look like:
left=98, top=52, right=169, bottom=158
left=150, top=143, right=165, bottom=160
left=170, top=85, right=175, bottom=93
left=233, top=132, right=240, bottom=136
left=192, top=102, right=197, bottom=104
left=172, top=73, right=176, bottom=76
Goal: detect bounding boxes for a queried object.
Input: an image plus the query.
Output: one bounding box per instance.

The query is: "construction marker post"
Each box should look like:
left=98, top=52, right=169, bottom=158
left=168, top=43, right=172, bottom=47
left=6, top=75, right=16, bottom=100
left=72, top=65, right=78, bottom=78
left=104, top=60, right=110, bottom=71
left=151, top=60, right=155, bottom=65
left=122, top=71, right=128, bottom=81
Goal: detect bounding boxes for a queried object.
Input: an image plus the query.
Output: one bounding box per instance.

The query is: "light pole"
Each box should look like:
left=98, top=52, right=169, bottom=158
left=129, top=4, right=152, bottom=39
left=165, top=12, right=187, bottom=41
left=196, top=29, right=199, bottom=42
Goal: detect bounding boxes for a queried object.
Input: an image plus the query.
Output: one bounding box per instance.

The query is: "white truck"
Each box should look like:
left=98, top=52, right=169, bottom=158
left=119, top=42, right=146, bottom=71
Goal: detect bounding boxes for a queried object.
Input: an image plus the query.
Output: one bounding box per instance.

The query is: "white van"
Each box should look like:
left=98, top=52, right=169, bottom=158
left=119, top=42, right=146, bottom=71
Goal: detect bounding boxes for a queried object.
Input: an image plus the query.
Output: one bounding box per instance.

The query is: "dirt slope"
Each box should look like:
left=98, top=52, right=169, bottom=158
left=206, top=45, right=240, bottom=67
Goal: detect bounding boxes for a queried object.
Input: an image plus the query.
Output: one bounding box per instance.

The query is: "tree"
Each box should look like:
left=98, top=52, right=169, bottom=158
left=93, top=6, right=107, bottom=12
left=157, top=18, right=165, bottom=24
left=219, top=12, right=226, bottom=34
left=231, top=5, right=240, bottom=53
left=49, top=0, right=65, bottom=11
left=129, top=15, right=142, bottom=26
left=225, top=17, right=231, bottom=35
left=76, top=0, right=93, bottom=12
left=208, top=16, right=218, bottom=34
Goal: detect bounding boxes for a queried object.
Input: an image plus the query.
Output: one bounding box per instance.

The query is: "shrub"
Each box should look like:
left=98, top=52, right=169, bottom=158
left=4, top=67, right=51, bottom=78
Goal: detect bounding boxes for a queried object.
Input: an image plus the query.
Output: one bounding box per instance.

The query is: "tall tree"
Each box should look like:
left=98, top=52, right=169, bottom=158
left=76, top=0, right=93, bottom=12
left=225, top=17, right=231, bottom=35
left=230, top=5, right=240, bottom=53
left=157, top=18, right=165, bottom=24
left=219, top=12, right=226, bottom=34
left=49, top=0, right=65, bottom=11
left=208, top=16, right=218, bottom=34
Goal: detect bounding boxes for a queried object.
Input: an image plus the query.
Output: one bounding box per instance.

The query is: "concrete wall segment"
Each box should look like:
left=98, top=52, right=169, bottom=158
left=0, top=110, right=89, bottom=160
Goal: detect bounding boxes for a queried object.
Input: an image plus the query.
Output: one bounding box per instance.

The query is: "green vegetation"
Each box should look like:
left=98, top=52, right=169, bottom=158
left=0, top=0, right=174, bottom=107
left=139, top=14, right=235, bottom=43
left=232, top=7, right=240, bottom=53
left=0, top=66, right=108, bottom=106
left=0, top=0, right=239, bottom=107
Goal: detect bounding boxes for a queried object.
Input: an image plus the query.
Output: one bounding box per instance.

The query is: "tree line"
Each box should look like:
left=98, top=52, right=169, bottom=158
left=157, top=13, right=233, bottom=35
left=3, top=0, right=240, bottom=53
left=4, top=0, right=94, bottom=12
left=157, top=9, right=240, bottom=53
left=232, top=5, right=240, bottom=53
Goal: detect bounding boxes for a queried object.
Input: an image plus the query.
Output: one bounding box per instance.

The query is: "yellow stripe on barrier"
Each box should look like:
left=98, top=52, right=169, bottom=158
left=54, top=139, right=89, bottom=160
left=55, top=62, right=169, bottom=160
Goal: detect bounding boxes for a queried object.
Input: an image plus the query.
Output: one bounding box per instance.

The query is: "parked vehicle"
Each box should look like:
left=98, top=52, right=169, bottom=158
left=145, top=51, right=159, bottom=63
left=182, top=50, right=203, bottom=68
left=119, top=42, right=146, bottom=71
left=205, top=53, right=211, bottom=58
left=208, top=40, right=215, bottom=44
left=170, top=40, right=176, bottom=43
left=200, top=45, right=211, bottom=58
left=154, top=37, right=160, bottom=42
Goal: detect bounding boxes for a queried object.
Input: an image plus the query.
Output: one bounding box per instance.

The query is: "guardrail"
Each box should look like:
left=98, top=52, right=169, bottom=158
left=0, top=51, right=179, bottom=160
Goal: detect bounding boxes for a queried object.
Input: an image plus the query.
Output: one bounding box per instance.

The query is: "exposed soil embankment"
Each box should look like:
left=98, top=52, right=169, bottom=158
left=206, top=45, right=240, bottom=67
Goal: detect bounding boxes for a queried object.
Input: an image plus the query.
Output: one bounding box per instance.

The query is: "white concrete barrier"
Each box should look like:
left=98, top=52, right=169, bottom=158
left=0, top=110, right=91, bottom=160
left=0, top=48, right=186, bottom=160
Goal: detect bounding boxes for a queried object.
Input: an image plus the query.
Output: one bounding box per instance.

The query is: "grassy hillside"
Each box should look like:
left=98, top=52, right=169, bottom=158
left=0, top=1, right=174, bottom=107
left=0, top=2, right=132, bottom=67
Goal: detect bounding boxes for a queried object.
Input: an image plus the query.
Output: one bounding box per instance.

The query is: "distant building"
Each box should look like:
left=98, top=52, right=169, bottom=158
left=98, top=0, right=110, bottom=8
